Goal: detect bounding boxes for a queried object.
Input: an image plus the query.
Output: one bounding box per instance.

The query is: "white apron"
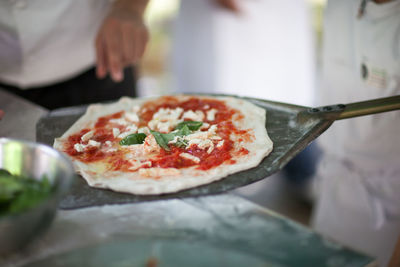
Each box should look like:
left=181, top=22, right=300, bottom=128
left=312, top=1, right=400, bottom=266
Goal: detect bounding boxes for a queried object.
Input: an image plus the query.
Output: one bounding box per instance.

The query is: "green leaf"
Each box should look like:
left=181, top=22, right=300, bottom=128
left=150, top=130, right=171, bottom=151
left=176, top=121, right=203, bottom=131
left=175, top=137, right=189, bottom=148
left=0, top=174, right=53, bottom=216
left=0, top=175, right=24, bottom=203
left=150, top=124, right=194, bottom=151
left=119, top=133, right=147, bottom=146
left=178, top=125, right=191, bottom=136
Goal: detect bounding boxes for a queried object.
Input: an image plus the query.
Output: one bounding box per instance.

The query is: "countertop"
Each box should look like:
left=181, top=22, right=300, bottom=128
left=0, top=88, right=375, bottom=267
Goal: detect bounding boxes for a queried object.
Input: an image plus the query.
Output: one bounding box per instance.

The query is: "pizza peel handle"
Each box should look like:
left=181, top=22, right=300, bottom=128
left=306, top=95, right=400, bottom=121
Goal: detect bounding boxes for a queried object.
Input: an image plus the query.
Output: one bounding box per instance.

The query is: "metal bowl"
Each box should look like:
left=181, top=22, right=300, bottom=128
left=0, top=138, right=74, bottom=256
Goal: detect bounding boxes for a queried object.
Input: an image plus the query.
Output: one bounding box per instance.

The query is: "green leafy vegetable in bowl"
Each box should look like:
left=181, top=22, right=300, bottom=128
left=0, top=169, right=52, bottom=216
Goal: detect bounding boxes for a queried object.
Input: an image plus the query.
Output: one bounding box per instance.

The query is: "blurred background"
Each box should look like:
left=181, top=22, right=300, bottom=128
left=138, top=0, right=326, bottom=105
left=137, top=0, right=327, bottom=225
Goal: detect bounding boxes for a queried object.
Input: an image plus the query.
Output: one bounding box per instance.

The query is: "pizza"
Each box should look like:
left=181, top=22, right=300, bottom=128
left=53, top=95, right=273, bottom=195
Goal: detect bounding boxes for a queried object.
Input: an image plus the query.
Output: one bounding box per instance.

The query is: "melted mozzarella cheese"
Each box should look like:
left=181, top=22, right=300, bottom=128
left=185, top=125, right=219, bottom=141
left=182, top=110, right=205, bottom=121
left=148, top=107, right=184, bottom=133
left=206, top=109, right=218, bottom=121
left=153, top=107, right=184, bottom=120
left=112, top=128, right=120, bottom=138
left=81, top=130, right=94, bottom=142
left=188, top=138, right=214, bottom=154
left=143, top=134, right=160, bottom=154
left=88, top=140, right=101, bottom=148
left=73, top=139, right=101, bottom=152
left=179, top=152, right=200, bottom=163
left=124, top=134, right=160, bottom=157
left=216, top=140, right=224, bottom=148
left=157, top=121, right=173, bottom=133
left=125, top=144, right=145, bottom=157
left=103, top=141, right=117, bottom=153
left=208, top=125, right=218, bottom=135
left=110, top=118, right=128, bottom=126
left=138, top=127, right=151, bottom=135
left=118, top=125, right=138, bottom=139
left=74, top=143, right=85, bottom=152
left=105, top=141, right=112, bottom=146
left=200, top=122, right=210, bottom=130
left=125, top=112, right=139, bottom=122
left=131, top=105, right=140, bottom=113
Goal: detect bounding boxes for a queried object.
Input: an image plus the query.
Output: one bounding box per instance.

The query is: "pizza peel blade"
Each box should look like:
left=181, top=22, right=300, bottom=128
left=36, top=95, right=400, bottom=209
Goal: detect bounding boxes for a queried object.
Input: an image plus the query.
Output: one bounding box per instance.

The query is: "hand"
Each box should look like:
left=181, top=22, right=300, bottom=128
left=214, top=0, right=241, bottom=13
left=0, top=109, right=4, bottom=120
left=95, top=0, right=149, bottom=82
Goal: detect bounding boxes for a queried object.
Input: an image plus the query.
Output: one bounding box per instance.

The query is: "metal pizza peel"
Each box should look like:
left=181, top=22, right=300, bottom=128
left=36, top=95, right=400, bottom=209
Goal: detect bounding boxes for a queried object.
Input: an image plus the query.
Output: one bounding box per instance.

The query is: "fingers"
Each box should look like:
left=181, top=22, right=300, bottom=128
left=215, top=0, right=241, bottom=13
left=121, top=23, right=149, bottom=66
left=95, top=35, right=107, bottom=79
left=95, top=16, right=149, bottom=82
left=105, top=21, right=124, bottom=82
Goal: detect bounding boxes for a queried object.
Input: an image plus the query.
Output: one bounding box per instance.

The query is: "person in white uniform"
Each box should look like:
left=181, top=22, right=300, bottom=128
left=0, top=0, right=149, bottom=109
left=312, top=0, right=400, bottom=265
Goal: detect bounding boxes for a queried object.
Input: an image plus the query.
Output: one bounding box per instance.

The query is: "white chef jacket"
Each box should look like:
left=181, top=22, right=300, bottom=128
left=0, top=0, right=110, bottom=89
left=312, top=0, right=400, bottom=266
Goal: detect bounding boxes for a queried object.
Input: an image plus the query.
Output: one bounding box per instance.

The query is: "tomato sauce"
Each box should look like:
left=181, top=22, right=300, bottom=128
left=64, top=112, right=121, bottom=163
left=144, top=96, right=250, bottom=170
left=64, top=96, right=252, bottom=171
left=95, top=111, right=124, bottom=128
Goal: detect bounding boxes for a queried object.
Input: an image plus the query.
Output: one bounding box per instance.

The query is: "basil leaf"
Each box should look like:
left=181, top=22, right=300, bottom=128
left=177, top=125, right=191, bottom=136
left=119, top=133, right=147, bottom=146
left=150, top=130, right=170, bottom=151
left=160, top=132, right=176, bottom=143
left=175, top=121, right=203, bottom=131
left=175, top=137, right=189, bottom=148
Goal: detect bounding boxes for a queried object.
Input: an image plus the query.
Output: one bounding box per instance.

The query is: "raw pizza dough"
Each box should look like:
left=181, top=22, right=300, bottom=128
left=54, top=95, right=273, bottom=195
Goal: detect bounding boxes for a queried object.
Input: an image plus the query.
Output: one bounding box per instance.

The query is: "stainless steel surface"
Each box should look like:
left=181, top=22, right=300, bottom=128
left=1, top=195, right=374, bottom=267
left=0, top=138, right=75, bottom=256
left=0, top=89, right=48, bottom=141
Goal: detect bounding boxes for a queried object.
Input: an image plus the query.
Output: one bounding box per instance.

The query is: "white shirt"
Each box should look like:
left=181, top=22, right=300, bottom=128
left=317, top=0, right=400, bottom=169
left=0, top=0, right=110, bottom=89
left=313, top=1, right=400, bottom=265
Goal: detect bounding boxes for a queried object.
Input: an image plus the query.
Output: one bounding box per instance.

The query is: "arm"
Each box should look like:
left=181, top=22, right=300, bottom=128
left=95, top=0, right=149, bottom=82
